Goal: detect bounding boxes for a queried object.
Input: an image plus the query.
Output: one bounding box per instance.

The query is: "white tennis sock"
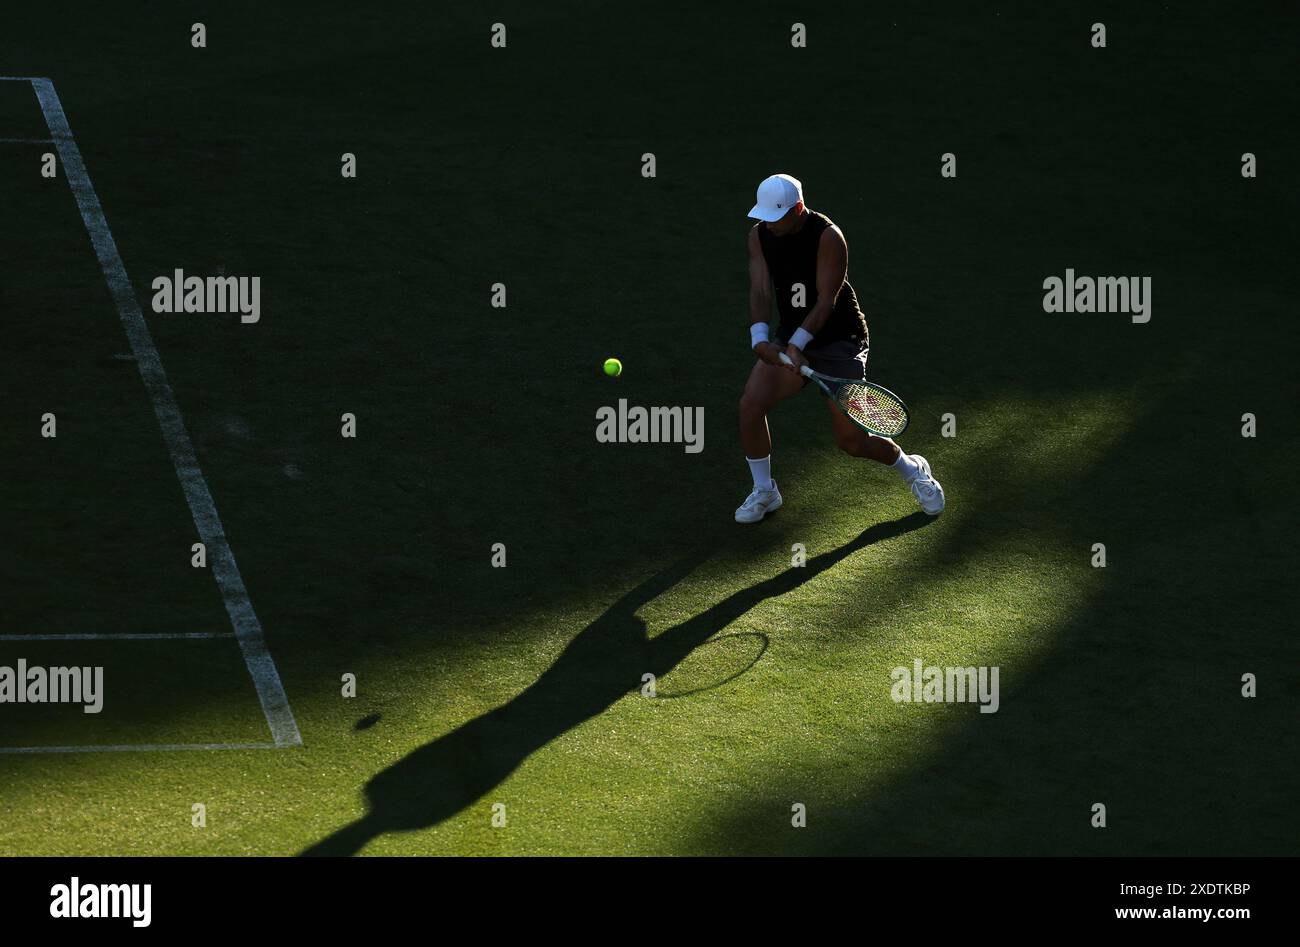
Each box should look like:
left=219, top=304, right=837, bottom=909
left=892, top=451, right=921, bottom=482
left=747, top=455, right=774, bottom=491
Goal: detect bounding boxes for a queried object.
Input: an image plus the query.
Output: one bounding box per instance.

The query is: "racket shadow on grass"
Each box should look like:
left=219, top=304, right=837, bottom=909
left=301, top=510, right=933, bottom=856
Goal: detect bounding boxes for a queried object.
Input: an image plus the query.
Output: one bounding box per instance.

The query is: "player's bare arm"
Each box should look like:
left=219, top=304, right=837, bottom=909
left=748, top=226, right=782, bottom=366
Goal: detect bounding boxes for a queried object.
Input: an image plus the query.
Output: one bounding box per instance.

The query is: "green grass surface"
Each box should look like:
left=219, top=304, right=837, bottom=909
left=0, top=2, right=1296, bottom=855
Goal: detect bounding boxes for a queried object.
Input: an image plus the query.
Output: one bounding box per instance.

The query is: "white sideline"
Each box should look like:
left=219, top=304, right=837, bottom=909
left=3, top=76, right=302, bottom=749
left=4, top=632, right=236, bottom=641
left=0, top=742, right=282, bottom=754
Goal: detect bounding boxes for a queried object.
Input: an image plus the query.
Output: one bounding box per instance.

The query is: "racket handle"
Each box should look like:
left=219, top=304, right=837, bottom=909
left=778, top=352, right=815, bottom=377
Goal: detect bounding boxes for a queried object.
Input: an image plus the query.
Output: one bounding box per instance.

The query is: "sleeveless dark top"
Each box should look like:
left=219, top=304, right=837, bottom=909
left=757, top=210, right=867, bottom=349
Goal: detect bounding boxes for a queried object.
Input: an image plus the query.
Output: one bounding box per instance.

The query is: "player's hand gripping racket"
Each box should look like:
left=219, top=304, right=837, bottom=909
left=779, top=352, right=910, bottom=438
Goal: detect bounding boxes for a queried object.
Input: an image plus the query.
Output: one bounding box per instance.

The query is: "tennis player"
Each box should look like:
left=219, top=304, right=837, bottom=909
left=737, top=173, right=945, bottom=523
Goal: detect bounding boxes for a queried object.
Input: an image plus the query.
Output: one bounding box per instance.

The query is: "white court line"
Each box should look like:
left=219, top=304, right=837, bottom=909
left=4, top=632, right=235, bottom=641
left=0, top=137, right=55, bottom=143
left=0, top=742, right=281, bottom=754
left=20, top=77, right=302, bottom=749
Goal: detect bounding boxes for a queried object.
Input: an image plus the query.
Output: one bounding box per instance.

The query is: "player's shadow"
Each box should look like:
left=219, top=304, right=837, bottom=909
left=301, top=511, right=932, bottom=856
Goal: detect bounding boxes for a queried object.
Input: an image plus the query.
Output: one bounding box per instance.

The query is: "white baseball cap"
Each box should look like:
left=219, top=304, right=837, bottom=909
left=747, top=173, right=803, bottom=222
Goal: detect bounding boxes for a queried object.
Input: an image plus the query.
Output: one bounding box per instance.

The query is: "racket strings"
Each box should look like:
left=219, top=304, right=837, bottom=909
left=836, top=383, right=908, bottom=437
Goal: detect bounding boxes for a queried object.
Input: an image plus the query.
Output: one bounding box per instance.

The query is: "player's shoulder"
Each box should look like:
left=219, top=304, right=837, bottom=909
left=810, top=209, right=845, bottom=236
left=748, top=223, right=764, bottom=248
left=818, top=219, right=847, bottom=250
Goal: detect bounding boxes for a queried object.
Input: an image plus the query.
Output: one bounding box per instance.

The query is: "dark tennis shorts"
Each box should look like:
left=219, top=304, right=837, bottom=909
left=777, top=336, right=870, bottom=383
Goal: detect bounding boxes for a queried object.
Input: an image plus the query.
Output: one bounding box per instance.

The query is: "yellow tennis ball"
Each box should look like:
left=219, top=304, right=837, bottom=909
left=603, top=357, right=622, bottom=377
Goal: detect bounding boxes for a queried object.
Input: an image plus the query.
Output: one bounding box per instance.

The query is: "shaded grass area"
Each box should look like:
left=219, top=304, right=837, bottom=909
left=0, top=640, right=270, bottom=748
left=0, top=2, right=1296, bottom=853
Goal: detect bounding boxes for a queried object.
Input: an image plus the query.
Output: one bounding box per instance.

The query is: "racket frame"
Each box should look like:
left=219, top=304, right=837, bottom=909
left=778, top=351, right=910, bottom=438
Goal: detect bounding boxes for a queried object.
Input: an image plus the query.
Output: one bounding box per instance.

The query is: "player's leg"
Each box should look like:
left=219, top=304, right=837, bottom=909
left=735, top=358, right=804, bottom=523
left=826, top=403, right=901, bottom=463
left=740, top=357, right=803, bottom=458
left=824, top=399, right=945, bottom=514
left=812, top=338, right=947, bottom=515
left=810, top=340, right=899, bottom=463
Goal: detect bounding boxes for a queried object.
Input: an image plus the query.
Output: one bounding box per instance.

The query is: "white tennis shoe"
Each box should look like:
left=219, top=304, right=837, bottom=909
left=735, top=481, right=783, bottom=523
left=904, top=455, right=945, bottom=515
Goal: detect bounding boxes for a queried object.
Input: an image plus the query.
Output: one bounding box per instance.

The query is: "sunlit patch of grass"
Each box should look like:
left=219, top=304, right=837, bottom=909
left=358, top=392, right=1136, bottom=855
left=0, top=388, right=1144, bottom=856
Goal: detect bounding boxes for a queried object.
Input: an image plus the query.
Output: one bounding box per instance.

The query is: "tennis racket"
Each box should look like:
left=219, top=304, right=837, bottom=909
left=779, top=352, right=910, bottom=438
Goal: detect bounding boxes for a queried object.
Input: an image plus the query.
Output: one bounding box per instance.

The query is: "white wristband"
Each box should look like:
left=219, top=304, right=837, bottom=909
left=750, top=324, right=770, bottom=349
left=789, top=327, right=815, bottom=351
